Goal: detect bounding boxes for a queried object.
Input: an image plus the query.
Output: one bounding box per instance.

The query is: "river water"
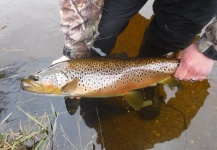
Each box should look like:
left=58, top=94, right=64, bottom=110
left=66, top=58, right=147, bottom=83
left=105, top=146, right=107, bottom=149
left=0, top=0, right=217, bottom=150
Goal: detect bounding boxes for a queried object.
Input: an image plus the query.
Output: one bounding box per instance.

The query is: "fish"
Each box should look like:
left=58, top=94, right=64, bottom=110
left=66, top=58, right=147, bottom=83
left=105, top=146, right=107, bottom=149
left=21, top=57, right=179, bottom=110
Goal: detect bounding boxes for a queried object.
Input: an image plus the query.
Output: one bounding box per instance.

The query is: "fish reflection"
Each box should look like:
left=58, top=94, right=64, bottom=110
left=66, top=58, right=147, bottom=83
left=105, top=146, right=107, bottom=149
left=64, top=80, right=210, bottom=150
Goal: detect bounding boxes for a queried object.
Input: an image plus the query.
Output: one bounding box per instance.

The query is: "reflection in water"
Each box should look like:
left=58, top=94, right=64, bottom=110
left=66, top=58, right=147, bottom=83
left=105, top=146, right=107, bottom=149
left=64, top=80, right=209, bottom=150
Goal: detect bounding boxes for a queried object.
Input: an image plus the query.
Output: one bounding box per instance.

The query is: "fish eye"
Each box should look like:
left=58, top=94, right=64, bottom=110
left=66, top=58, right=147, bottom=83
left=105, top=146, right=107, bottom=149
left=30, top=75, right=39, bottom=81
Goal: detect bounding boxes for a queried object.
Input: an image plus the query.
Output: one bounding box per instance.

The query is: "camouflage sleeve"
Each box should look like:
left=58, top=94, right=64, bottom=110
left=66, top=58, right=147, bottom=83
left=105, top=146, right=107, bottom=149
left=59, top=0, right=104, bottom=58
left=195, top=15, right=217, bottom=60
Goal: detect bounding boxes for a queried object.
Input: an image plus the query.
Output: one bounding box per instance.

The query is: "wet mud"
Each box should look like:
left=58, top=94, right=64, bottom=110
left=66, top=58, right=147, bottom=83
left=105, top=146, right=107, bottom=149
left=1, top=1, right=217, bottom=150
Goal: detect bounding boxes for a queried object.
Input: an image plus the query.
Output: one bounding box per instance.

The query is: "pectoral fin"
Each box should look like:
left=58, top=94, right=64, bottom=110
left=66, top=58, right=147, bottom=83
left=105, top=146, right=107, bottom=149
left=123, top=90, right=153, bottom=110
left=61, top=78, right=79, bottom=95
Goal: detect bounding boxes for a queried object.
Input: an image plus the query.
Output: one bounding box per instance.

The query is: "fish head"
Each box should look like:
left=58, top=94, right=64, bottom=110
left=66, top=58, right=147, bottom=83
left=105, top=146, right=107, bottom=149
left=21, top=66, right=69, bottom=95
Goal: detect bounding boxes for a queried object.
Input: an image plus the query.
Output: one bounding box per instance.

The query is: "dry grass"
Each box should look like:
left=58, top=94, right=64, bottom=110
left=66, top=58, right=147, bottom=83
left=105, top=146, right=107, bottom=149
left=0, top=103, right=58, bottom=150
left=0, top=102, right=104, bottom=150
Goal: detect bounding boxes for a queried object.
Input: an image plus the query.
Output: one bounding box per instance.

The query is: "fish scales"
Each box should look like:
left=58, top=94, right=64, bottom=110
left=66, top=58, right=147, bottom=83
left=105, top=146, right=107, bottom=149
left=66, top=57, right=178, bottom=97
left=21, top=57, right=179, bottom=97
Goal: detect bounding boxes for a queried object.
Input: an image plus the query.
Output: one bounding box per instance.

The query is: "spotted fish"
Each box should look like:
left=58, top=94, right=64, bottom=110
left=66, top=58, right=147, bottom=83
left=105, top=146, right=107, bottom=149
left=21, top=57, right=179, bottom=110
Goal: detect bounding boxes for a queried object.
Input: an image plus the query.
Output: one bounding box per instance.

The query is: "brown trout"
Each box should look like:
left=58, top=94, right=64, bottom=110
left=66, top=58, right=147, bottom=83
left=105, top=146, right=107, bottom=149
left=21, top=57, right=179, bottom=110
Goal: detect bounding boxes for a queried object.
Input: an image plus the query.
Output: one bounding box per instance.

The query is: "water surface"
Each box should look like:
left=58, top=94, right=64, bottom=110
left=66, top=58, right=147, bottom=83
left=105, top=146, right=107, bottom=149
left=1, top=0, right=217, bottom=149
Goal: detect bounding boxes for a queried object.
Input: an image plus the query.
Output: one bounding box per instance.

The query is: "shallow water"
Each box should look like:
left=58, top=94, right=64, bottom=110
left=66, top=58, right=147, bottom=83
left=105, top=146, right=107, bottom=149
left=1, top=0, right=217, bottom=149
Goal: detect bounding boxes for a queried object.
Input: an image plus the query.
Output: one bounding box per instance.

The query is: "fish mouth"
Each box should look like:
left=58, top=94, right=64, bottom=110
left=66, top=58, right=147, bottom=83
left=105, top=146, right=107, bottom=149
left=21, top=78, right=43, bottom=91
left=21, top=82, right=34, bottom=88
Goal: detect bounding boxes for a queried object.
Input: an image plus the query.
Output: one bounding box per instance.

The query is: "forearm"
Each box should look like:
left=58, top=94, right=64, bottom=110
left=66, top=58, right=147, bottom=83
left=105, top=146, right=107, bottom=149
left=59, top=0, right=104, bottom=58
left=195, top=15, right=217, bottom=60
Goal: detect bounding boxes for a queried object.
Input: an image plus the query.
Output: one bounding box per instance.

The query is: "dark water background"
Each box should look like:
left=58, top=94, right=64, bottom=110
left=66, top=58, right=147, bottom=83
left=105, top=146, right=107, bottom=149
left=1, top=0, right=217, bottom=149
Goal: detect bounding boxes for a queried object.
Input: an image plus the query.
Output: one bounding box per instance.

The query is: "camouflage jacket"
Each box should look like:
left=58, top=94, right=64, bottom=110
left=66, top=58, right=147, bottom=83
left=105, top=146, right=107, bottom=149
left=60, top=0, right=217, bottom=60
left=59, top=0, right=104, bottom=58
left=195, top=15, right=217, bottom=60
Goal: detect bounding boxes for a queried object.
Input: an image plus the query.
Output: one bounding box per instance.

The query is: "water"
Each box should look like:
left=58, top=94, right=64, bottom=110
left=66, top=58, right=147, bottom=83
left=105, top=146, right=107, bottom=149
left=1, top=0, right=217, bottom=149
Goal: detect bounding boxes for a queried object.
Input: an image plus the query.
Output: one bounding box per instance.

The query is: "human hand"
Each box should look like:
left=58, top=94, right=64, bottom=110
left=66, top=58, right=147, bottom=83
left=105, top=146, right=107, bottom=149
left=174, top=44, right=214, bottom=81
left=51, top=55, right=70, bottom=65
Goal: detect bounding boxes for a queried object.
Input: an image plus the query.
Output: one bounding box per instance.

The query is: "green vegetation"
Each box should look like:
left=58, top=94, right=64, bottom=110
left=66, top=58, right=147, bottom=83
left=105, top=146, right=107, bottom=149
left=0, top=103, right=58, bottom=150
left=0, top=103, right=101, bottom=150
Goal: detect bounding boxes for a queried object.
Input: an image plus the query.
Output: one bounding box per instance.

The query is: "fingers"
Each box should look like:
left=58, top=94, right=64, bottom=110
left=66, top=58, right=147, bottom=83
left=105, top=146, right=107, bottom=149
left=174, top=61, right=207, bottom=81
left=174, top=62, right=188, bottom=80
left=182, top=66, right=201, bottom=81
left=174, top=44, right=214, bottom=81
left=70, top=97, right=81, bottom=99
left=51, top=56, right=70, bottom=65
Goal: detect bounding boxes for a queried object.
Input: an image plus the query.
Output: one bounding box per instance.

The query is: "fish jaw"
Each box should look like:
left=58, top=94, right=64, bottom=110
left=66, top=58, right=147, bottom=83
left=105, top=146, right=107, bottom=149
left=21, top=78, right=44, bottom=93
left=21, top=78, right=62, bottom=95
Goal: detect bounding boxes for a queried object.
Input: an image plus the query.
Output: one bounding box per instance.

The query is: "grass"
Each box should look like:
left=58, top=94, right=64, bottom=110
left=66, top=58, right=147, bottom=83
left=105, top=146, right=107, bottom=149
left=0, top=102, right=104, bottom=150
left=0, top=102, right=58, bottom=150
